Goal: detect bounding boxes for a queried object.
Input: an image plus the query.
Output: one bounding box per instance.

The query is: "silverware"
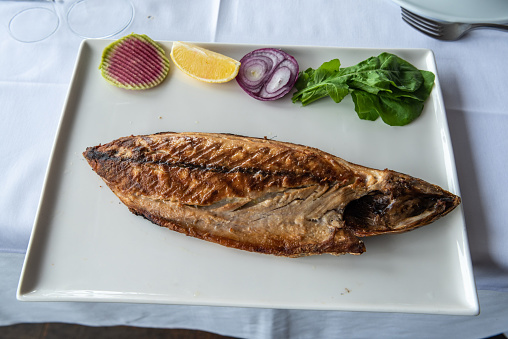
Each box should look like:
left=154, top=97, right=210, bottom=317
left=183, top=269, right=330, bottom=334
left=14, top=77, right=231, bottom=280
left=401, top=7, right=508, bottom=41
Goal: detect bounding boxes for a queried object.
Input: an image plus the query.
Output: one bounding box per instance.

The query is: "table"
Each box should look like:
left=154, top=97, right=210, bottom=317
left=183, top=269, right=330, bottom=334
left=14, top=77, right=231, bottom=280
left=1, top=1, right=508, bottom=338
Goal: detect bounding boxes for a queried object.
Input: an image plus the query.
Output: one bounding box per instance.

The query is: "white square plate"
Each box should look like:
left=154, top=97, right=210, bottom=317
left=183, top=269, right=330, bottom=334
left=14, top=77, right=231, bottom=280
left=17, top=40, right=478, bottom=315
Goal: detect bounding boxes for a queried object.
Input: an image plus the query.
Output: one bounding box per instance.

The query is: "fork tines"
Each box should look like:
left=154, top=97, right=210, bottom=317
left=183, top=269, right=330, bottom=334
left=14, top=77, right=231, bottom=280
left=401, top=7, right=443, bottom=38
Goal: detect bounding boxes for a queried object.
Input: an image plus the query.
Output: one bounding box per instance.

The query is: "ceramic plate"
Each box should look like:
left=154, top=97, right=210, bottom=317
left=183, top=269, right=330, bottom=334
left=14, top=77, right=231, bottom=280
left=393, top=0, right=508, bottom=23
left=17, top=40, right=478, bottom=315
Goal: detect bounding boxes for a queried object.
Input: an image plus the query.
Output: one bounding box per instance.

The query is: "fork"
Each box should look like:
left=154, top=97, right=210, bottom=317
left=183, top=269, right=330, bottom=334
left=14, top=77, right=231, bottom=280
left=401, top=7, right=508, bottom=41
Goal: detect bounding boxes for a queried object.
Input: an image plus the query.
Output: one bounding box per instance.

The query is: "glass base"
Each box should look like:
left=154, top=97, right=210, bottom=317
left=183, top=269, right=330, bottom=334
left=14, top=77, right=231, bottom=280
left=9, top=7, right=59, bottom=43
left=66, top=0, right=134, bottom=39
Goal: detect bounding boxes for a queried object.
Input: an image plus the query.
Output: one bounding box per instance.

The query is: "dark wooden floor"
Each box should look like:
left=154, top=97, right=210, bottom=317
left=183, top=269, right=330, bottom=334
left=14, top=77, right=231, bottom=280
left=0, top=323, right=239, bottom=339
left=1, top=323, right=507, bottom=339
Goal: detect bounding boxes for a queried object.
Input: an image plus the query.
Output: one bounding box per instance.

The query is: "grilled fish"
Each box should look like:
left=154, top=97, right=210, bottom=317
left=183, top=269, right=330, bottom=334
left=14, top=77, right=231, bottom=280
left=83, top=132, right=460, bottom=257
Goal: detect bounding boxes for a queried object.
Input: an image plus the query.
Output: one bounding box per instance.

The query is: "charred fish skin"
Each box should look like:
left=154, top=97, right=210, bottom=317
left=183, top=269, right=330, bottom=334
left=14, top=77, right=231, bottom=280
left=83, top=132, right=461, bottom=257
left=344, top=170, right=461, bottom=237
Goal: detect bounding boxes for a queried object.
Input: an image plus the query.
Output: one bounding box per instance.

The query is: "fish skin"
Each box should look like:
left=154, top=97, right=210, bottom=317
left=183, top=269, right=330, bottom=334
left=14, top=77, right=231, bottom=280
left=83, top=132, right=461, bottom=257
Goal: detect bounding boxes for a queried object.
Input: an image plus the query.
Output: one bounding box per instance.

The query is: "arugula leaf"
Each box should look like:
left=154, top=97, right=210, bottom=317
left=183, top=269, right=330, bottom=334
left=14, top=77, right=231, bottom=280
left=291, top=52, right=435, bottom=126
left=350, top=90, right=382, bottom=121
left=293, top=59, right=349, bottom=106
left=351, top=90, right=425, bottom=126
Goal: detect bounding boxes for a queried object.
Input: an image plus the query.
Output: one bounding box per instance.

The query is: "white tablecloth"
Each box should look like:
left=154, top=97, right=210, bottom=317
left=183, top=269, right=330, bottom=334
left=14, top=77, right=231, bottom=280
left=1, top=0, right=508, bottom=337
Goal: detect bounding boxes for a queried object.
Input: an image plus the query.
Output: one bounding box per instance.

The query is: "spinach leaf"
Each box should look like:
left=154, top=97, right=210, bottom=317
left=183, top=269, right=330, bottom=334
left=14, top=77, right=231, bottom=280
left=291, top=52, right=435, bottom=126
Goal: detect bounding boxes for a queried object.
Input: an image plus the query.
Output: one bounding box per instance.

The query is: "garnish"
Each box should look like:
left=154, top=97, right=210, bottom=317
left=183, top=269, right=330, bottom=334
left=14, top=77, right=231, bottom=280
left=100, top=33, right=170, bottom=90
left=236, top=48, right=299, bottom=101
left=170, top=41, right=240, bottom=83
left=291, top=53, right=435, bottom=126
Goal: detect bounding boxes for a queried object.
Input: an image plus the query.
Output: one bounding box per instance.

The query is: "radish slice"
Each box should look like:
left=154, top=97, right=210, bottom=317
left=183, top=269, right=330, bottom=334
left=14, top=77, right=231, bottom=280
left=237, top=48, right=299, bottom=101
left=100, top=33, right=170, bottom=90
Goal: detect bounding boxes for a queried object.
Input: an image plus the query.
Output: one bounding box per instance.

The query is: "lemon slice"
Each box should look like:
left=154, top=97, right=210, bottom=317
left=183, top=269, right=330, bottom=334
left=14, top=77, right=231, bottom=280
left=170, top=41, right=240, bottom=83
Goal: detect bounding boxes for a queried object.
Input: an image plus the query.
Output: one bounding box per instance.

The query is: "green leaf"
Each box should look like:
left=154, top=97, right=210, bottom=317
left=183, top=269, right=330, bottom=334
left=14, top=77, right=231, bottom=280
left=377, top=94, right=424, bottom=126
left=317, top=58, right=341, bottom=75
left=326, top=83, right=349, bottom=103
left=294, top=68, right=313, bottom=91
left=291, top=52, right=435, bottom=126
left=351, top=90, right=380, bottom=121
left=292, top=59, right=348, bottom=106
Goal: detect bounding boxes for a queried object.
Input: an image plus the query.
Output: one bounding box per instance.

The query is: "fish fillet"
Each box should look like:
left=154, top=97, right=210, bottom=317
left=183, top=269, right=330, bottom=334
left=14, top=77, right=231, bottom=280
left=83, top=132, right=461, bottom=257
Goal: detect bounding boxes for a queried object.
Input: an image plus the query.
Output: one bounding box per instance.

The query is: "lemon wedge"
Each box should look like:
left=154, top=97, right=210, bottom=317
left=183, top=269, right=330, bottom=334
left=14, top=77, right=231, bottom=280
left=170, top=41, right=240, bottom=83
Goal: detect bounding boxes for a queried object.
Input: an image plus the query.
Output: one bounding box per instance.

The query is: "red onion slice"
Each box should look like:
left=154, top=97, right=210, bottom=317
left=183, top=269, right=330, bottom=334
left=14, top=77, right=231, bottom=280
left=237, top=48, right=299, bottom=101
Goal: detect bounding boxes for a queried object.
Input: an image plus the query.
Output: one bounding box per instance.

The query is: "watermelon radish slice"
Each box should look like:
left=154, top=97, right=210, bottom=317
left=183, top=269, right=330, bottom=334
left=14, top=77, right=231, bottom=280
left=100, top=33, right=170, bottom=90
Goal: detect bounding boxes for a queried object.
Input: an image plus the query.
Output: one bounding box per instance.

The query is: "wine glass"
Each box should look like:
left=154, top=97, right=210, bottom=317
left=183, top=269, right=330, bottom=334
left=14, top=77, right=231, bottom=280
left=66, top=0, right=134, bottom=39
left=7, top=2, right=59, bottom=43
left=6, top=0, right=134, bottom=43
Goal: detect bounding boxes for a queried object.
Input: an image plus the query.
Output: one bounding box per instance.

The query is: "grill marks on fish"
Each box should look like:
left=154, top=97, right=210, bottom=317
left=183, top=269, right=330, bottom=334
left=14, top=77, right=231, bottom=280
left=85, top=133, right=356, bottom=206
left=83, top=132, right=461, bottom=257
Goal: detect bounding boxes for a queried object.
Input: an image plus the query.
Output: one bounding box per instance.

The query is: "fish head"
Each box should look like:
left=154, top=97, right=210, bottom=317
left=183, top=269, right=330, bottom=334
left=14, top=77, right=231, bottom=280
left=344, top=170, right=461, bottom=236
